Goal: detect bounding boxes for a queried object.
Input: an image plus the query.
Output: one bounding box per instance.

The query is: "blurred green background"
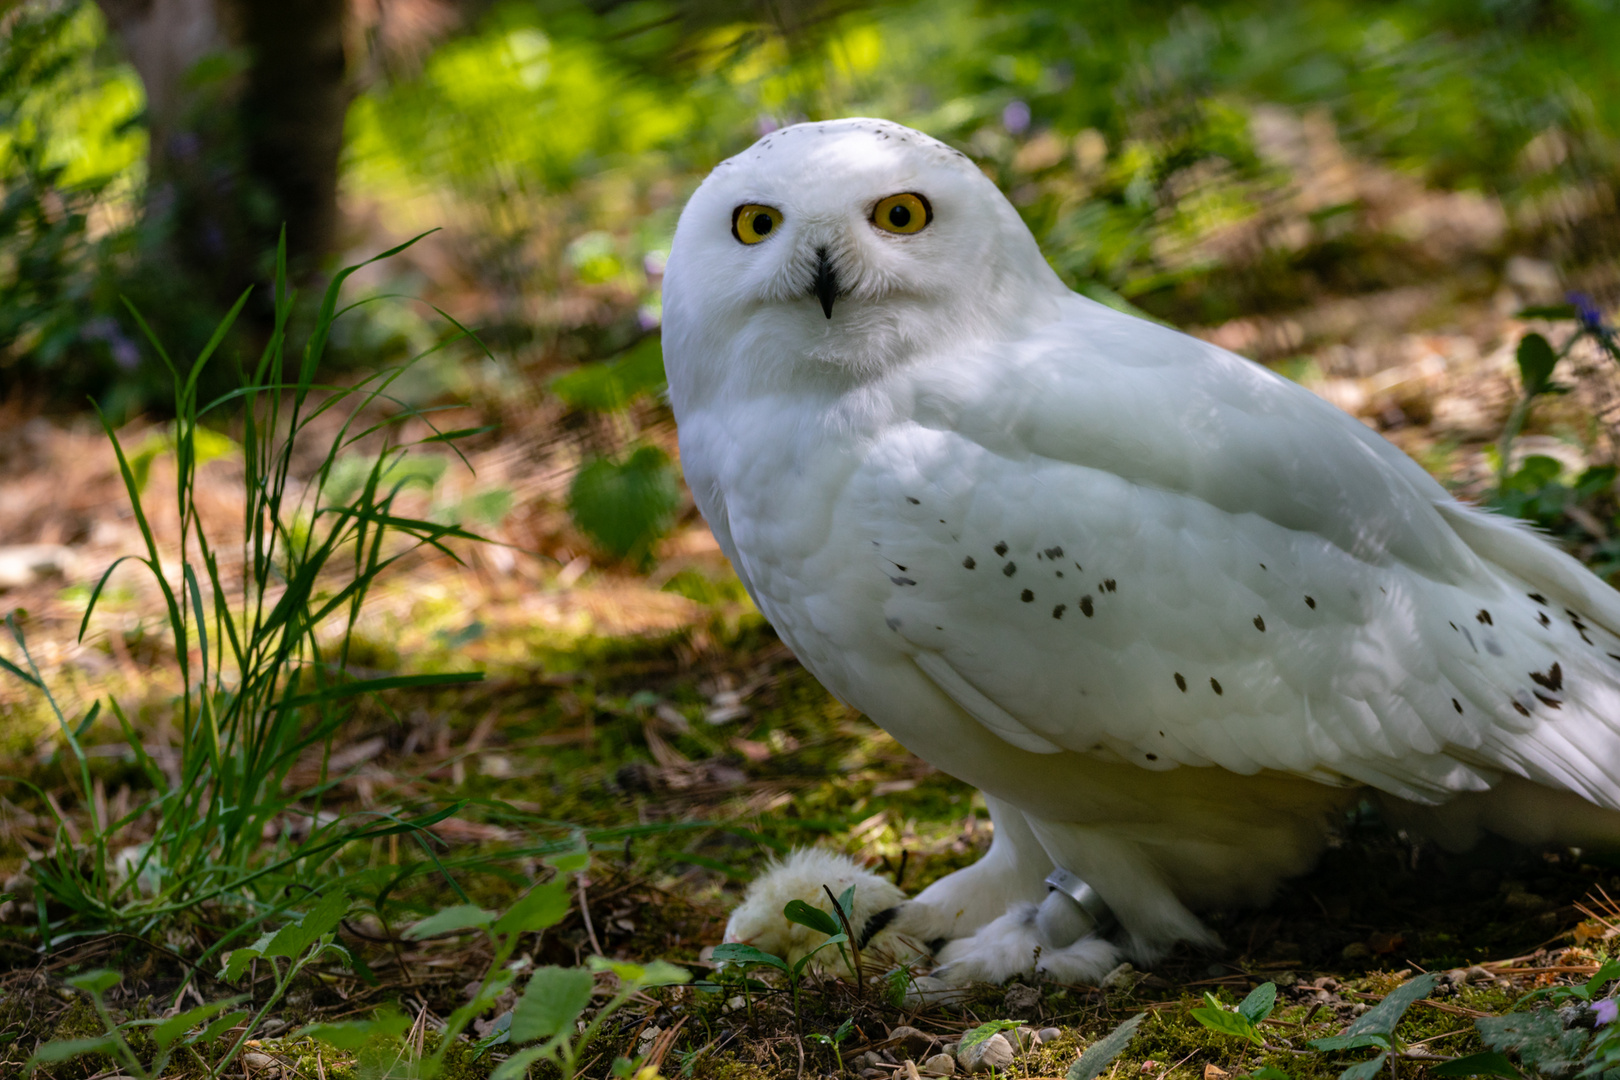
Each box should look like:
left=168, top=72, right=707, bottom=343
left=4, top=0, right=1620, bottom=539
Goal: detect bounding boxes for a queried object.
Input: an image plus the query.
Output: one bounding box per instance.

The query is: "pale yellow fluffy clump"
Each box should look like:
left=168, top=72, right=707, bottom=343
left=721, top=848, right=922, bottom=975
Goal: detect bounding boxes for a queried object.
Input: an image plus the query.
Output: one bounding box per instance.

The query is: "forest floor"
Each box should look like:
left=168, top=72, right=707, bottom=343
left=7, top=157, right=1620, bottom=1077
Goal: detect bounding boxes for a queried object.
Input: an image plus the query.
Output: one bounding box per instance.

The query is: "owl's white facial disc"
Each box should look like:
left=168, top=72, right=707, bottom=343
left=663, top=118, right=1067, bottom=409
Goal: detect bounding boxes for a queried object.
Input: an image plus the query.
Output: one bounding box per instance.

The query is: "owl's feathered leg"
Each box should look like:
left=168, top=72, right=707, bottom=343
left=898, top=804, right=1217, bottom=991
left=883, top=794, right=1052, bottom=948
left=1022, top=816, right=1218, bottom=961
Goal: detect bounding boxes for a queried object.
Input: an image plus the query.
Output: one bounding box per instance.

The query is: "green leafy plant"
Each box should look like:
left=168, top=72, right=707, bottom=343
left=26, top=968, right=247, bottom=1079
left=1495, top=299, right=1620, bottom=491
left=2, top=232, right=489, bottom=945
left=807, top=1017, right=855, bottom=1073
left=710, top=892, right=851, bottom=1028
left=1193, top=982, right=1278, bottom=1047
left=1431, top=959, right=1620, bottom=1079
left=496, top=954, right=691, bottom=1080
left=1309, top=972, right=1439, bottom=1080
left=567, top=443, right=681, bottom=566
left=27, top=888, right=354, bottom=1077
left=298, top=847, right=692, bottom=1080
left=1068, top=1012, right=1149, bottom=1080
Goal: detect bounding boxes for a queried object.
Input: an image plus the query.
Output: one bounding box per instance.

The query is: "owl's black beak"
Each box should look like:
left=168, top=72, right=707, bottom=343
left=813, top=248, right=838, bottom=319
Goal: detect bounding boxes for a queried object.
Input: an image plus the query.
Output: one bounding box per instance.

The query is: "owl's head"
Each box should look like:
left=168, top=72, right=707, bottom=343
left=662, top=118, right=1066, bottom=406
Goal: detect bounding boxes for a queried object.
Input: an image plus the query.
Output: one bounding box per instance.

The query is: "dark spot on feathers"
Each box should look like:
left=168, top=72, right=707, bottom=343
left=892, top=563, right=907, bottom=572
left=962, top=556, right=976, bottom=569
left=1253, top=616, right=1266, bottom=632
left=1477, top=609, right=1493, bottom=625
left=1453, top=698, right=1463, bottom=713
left=1055, top=570, right=1064, bottom=578
left=1210, top=677, right=1223, bottom=695
left=1513, top=700, right=1530, bottom=717
left=1080, top=595, right=1094, bottom=617
left=886, top=617, right=902, bottom=631
left=1538, top=612, right=1552, bottom=627
left=1021, top=589, right=1034, bottom=602
left=1104, top=579, right=1117, bottom=592
left=994, top=541, right=1008, bottom=556
left=1609, top=653, right=1620, bottom=664
left=1074, top=562, right=1083, bottom=571
left=1582, top=629, right=1595, bottom=645
left=859, top=906, right=898, bottom=948
left=905, top=496, right=919, bottom=504
left=1260, top=563, right=1267, bottom=570
left=1003, top=561, right=1017, bottom=576
left=1146, top=753, right=1158, bottom=761
left=1052, top=604, right=1066, bottom=619
left=1045, top=546, right=1063, bottom=559
left=1534, top=692, right=1563, bottom=709
left=1174, top=673, right=1186, bottom=691
left=1529, top=593, right=1548, bottom=605
left=890, top=576, right=916, bottom=586
left=1449, top=621, right=1457, bottom=630
left=1305, top=596, right=1316, bottom=609
left=1531, top=662, right=1563, bottom=692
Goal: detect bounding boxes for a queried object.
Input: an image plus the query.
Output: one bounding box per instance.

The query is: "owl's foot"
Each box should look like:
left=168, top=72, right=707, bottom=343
left=897, top=901, right=1122, bottom=1004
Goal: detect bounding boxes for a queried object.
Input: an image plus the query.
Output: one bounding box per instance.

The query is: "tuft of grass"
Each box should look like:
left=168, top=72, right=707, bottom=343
left=3, top=230, right=494, bottom=952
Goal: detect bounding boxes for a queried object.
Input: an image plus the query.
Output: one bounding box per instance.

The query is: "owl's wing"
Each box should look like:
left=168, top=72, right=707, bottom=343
left=859, top=297, right=1620, bottom=807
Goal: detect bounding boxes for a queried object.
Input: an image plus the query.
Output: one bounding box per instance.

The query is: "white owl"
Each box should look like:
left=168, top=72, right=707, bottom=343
left=661, top=117, right=1620, bottom=986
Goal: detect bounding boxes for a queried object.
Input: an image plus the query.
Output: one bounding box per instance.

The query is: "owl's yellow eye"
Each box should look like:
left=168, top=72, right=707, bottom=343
left=732, top=205, right=782, bottom=245
left=872, top=192, right=931, bottom=234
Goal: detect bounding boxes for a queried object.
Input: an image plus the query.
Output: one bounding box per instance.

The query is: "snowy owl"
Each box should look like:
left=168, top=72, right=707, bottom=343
left=661, top=117, right=1620, bottom=985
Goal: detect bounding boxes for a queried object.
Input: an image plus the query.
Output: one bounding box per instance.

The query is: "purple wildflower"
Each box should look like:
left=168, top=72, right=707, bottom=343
left=1593, top=998, right=1618, bottom=1027
left=82, top=316, right=141, bottom=370
left=1570, top=292, right=1610, bottom=333
left=1002, top=100, right=1031, bottom=135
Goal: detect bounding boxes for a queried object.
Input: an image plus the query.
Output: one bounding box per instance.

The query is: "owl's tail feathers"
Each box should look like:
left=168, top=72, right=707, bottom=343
left=1386, top=774, right=1620, bottom=852
left=1438, top=499, right=1620, bottom=813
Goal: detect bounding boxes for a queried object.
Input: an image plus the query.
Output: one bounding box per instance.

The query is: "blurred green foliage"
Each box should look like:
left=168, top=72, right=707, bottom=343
left=0, top=0, right=143, bottom=397
left=549, top=335, right=666, bottom=412
left=7, top=0, right=1620, bottom=401
left=567, top=444, right=681, bottom=565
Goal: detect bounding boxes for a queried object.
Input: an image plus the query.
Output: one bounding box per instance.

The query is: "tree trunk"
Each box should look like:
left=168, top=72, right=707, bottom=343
left=94, top=0, right=352, bottom=309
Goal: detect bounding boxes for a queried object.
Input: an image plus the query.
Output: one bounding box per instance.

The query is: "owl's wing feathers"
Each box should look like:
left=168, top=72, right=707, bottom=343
left=866, top=297, right=1620, bottom=807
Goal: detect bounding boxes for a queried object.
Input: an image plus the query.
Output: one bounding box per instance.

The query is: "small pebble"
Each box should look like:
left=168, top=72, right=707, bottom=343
left=1100, top=962, right=1138, bottom=989
left=1037, top=1027, right=1062, bottom=1044
left=1003, top=982, right=1041, bottom=1014
left=861, top=1070, right=886, bottom=1080
left=923, top=1053, right=957, bottom=1077
left=959, top=1033, right=1014, bottom=1074
left=243, top=1051, right=278, bottom=1071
